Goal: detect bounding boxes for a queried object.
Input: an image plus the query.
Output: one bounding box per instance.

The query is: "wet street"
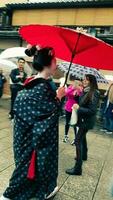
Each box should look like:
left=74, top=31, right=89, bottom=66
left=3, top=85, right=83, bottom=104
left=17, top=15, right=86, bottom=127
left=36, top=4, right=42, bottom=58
left=0, top=98, right=113, bottom=200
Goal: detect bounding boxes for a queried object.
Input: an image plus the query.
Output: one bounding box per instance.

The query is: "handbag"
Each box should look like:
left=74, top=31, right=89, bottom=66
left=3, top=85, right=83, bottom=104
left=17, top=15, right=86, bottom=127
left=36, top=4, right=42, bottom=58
left=70, top=108, right=78, bottom=126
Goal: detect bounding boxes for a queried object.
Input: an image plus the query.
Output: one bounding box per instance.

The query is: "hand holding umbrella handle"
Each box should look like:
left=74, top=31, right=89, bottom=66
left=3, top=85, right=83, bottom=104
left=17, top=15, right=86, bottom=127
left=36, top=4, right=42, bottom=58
left=57, top=87, right=65, bottom=101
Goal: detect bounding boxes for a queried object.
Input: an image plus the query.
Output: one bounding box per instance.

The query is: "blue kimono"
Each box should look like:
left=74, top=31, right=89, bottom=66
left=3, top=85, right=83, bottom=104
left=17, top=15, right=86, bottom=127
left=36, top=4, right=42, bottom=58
left=3, top=78, right=60, bottom=200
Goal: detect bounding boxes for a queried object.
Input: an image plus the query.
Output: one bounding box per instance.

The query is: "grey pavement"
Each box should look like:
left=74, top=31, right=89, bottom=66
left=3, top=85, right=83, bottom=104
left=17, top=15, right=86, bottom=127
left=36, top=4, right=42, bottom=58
left=0, top=99, right=113, bottom=200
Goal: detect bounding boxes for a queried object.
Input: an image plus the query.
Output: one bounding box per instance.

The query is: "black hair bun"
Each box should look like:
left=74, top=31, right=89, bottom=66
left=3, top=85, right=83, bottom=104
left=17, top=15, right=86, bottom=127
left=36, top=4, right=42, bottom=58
left=25, top=46, right=37, bottom=57
left=25, top=46, right=55, bottom=72
left=33, top=47, right=55, bottom=72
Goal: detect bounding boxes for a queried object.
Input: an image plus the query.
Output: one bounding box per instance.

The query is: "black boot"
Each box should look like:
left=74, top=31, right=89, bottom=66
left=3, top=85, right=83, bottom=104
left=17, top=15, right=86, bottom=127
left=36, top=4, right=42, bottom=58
left=65, top=165, right=82, bottom=176
left=82, top=151, right=88, bottom=161
left=74, top=155, right=87, bottom=161
left=82, top=155, right=87, bottom=161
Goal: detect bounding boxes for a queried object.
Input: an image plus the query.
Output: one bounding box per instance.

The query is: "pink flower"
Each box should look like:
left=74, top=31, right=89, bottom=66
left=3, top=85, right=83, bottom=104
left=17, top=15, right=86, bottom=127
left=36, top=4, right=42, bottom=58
left=27, top=44, right=32, bottom=49
left=36, top=45, right=41, bottom=50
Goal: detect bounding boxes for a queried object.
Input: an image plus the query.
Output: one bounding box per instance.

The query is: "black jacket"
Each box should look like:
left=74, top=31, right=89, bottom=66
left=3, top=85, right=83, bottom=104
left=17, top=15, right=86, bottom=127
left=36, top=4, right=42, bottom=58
left=10, top=68, right=27, bottom=84
left=77, top=89, right=100, bottom=130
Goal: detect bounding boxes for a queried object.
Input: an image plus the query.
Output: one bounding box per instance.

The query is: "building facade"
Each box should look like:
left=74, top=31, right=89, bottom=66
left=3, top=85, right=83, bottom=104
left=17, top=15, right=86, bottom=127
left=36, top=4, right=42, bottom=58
left=0, top=0, right=113, bottom=49
left=0, top=0, right=113, bottom=94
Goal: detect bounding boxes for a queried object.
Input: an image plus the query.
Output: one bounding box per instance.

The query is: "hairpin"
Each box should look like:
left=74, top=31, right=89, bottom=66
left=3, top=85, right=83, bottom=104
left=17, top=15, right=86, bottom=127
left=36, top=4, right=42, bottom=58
left=26, top=44, right=33, bottom=50
left=36, top=45, right=41, bottom=50
left=48, top=49, right=55, bottom=57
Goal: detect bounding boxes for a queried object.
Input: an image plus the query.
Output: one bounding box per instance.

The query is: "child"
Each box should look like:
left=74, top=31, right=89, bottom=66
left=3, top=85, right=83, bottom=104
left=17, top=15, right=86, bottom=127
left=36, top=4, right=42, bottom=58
left=63, top=78, right=83, bottom=143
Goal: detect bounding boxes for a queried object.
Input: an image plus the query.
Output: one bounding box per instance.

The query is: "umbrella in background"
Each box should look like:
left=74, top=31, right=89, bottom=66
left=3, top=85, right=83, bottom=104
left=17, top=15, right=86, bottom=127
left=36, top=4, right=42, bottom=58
left=0, top=47, right=27, bottom=59
left=19, top=25, right=113, bottom=84
left=104, top=75, right=113, bottom=82
left=59, top=62, right=108, bottom=84
left=0, top=47, right=32, bottom=62
left=0, top=59, right=17, bottom=79
left=0, top=48, right=33, bottom=76
left=0, top=59, right=17, bottom=69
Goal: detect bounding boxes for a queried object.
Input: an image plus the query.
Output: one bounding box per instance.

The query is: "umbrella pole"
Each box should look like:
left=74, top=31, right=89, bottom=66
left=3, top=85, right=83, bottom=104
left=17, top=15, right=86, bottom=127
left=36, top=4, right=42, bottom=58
left=64, top=57, right=73, bottom=86
left=64, top=33, right=81, bottom=86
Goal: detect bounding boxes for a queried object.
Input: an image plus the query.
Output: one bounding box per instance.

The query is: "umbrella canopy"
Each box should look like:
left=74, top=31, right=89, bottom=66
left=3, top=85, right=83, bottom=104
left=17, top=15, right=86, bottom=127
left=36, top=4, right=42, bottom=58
left=0, top=47, right=27, bottom=59
left=0, top=59, right=17, bottom=78
left=59, top=62, right=108, bottom=84
left=19, top=25, right=113, bottom=71
left=104, top=75, right=113, bottom=81
left=0, top=47, right=33, bottom=63
left=0, top=59, right=17, bottom=69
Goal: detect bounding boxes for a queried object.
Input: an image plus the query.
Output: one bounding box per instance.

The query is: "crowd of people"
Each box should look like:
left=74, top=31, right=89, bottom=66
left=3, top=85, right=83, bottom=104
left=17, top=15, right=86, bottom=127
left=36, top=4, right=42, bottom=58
left=0, top=45, right=113, bottom=200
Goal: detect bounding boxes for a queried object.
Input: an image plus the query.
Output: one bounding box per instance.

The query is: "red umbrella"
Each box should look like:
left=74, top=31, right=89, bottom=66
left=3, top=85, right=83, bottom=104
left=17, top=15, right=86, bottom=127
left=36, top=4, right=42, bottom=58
left=19, top=25, right=113, bottom=83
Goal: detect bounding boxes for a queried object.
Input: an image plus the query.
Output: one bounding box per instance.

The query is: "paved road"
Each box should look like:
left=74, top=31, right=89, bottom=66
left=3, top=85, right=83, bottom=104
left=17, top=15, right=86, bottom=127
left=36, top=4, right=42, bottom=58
left=0, top=105, right=113, bottom=200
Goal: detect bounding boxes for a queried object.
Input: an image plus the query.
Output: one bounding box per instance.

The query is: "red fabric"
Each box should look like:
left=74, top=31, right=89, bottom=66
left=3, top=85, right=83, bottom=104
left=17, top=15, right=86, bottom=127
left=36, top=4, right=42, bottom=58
left=24, top=76, right=35, bottom=86
left=27, top=150, right=36, bottom=180
left=19, top=25, right=113, bottom=70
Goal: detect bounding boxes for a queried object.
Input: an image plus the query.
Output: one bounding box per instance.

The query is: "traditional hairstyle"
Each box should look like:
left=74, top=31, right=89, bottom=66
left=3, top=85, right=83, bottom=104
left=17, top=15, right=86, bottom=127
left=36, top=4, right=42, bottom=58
left=25, top=45, right=55, bottom=72
left=108, top=83, right=113, bottom=103
left=84, top=74, right=98, bottom=103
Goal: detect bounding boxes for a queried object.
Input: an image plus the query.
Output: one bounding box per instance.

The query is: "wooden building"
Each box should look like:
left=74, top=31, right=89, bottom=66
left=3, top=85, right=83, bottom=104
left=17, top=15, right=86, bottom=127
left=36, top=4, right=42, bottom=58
left=0, top=0, right=113, bottom=94
left=0, top=0, right=113, bottom=47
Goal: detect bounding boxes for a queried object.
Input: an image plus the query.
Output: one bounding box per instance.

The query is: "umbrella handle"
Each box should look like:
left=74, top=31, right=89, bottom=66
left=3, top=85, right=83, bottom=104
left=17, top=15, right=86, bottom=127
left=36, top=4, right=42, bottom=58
left=64, top=33, right=81, bottom=86
left=64, top=60, right=73, bottom=86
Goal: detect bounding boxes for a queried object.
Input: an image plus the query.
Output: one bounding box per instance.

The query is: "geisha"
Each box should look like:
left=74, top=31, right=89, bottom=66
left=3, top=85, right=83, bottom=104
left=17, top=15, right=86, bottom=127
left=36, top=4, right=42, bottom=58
left=0, top=46, right=65, bottom=200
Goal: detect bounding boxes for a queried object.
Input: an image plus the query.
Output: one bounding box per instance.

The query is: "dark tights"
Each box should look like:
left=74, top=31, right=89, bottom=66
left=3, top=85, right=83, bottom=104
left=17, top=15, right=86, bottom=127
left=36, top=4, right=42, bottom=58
left=75, top=127, right=88, bottom=168
left=65, top=111, right=76, bottom=137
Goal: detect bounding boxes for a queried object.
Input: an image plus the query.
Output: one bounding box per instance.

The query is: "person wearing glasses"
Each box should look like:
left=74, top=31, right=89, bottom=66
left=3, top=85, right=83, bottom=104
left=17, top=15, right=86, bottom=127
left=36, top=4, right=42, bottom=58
left=9, top=58, right=27, bottom=120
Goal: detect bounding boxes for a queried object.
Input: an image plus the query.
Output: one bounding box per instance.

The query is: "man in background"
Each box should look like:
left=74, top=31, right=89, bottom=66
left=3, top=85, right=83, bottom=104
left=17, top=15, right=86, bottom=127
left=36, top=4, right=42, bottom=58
left=0, top=69, right=6, bottom=99
left=9, top=58, right=27, bottom=119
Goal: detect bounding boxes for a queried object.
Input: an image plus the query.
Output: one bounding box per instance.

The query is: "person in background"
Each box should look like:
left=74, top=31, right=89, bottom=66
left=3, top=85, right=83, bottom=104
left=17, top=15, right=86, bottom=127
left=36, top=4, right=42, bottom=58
left=66, top=74, right=100, bottom=176
left=59, top=73, right=67, bottom=87
left=59, top=73, right=68, bottom=117
left=9, top=58, right=27, bottom=119
left=0, top=46, right=65, bottom=200
left=101, top=84, right=113, bottom=134
left=0, top=69, right=6, bottom=99
left=63, top=77, right=83, bottom=143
